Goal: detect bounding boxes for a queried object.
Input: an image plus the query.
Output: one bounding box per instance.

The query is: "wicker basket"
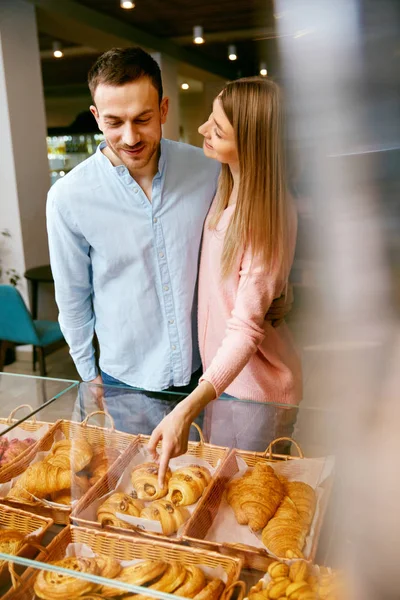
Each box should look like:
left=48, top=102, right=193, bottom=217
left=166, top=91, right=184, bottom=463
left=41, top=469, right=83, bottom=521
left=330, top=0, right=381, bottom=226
left=183, top=437, right=333, bottom=571
left=0, top=405, right=56, bottom=481
left=71, top=424, right=229, bottom=544
left=6, top=525, right=244, bottom=600
left=0, top=503, right=53, bottom=595
left=0, top=411, right=136, bottom=525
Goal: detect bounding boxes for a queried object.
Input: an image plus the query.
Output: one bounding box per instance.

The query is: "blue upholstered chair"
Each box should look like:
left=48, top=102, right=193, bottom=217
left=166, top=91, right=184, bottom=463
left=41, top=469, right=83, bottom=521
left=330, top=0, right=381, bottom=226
left=0, top=284, right=64, bottom=376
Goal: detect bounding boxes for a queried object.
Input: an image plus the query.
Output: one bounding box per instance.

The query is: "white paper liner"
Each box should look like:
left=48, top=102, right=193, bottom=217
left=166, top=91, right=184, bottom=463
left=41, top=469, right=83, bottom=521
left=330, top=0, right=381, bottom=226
left=79, top=442, right=219, bottom=537
left=0, top=431, right=87, bottom=508
left=65, top=542, right=227, bottom=581
left=205, top=454, right=335, bottom=561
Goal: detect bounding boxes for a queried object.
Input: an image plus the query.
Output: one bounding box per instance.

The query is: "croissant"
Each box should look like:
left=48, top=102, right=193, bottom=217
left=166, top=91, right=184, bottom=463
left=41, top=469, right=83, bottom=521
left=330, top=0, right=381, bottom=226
left=97, top=492, right=144, bottom=528
left=167, top=465, right=211, bottom=506
left=284, top=481, right=316, bottom=528
left=87, top=447, right=121, bottom=486
left=131, top=462, right=171, bottom=500
left=46, top=438, right=93, bottom=472
left=174, top=565, right=206, bottom=598
left=7, top=462, right=72, bottom=501
left=0, top=438, right=35, bottom=467
left=193, top=578, right=226, bottom=600
left=33, top=556, right=99, bottom=599
left=226, top=463, right=284, bottom=530
left=140, top=499, right=189, bottom=535
left=261, top=496, right=308, bottom=557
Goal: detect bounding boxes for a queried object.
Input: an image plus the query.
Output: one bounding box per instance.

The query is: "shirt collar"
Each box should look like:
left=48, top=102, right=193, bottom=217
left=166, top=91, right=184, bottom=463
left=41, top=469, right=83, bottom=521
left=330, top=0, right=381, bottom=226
left=96, top=139, right=166, bottom=178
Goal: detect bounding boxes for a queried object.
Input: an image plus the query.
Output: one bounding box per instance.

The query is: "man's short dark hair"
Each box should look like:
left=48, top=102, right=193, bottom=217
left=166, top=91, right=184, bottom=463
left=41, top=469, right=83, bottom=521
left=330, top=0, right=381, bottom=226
left=88, top=47, right=163, bottom=103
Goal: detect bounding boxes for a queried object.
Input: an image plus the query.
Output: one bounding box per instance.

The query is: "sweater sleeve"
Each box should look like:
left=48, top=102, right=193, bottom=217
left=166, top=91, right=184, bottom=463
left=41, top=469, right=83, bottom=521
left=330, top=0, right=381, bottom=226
left=199, top=249, right=287, bottom=398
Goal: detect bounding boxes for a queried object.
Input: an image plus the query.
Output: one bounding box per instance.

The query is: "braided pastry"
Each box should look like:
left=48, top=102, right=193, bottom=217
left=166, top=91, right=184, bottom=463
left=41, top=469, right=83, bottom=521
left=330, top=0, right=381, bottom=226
left=167, top=465, right=211, bottom=506
left=97, top=492, right=144, bottom=528
left=140, top=499, right=189, bottom=535
left=33, top=556, right=99, bottom=599
left=131, top=462, right=171, bottom=500
left=226, top=463, right=285, bottom=530
left=193, top=578, right=226, bottom=600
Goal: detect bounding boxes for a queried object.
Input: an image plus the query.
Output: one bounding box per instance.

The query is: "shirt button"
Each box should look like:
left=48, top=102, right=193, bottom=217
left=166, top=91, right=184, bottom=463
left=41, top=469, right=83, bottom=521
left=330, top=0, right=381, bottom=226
left=159, top=251, right=164, bottom=258
left=153, top=217, right=158, bottom=223
left=134, top=188, right=139, bottom=194
left=164, top=285, right=169, bottom=292
left=171, top=345, right=176, bottom=351
left=169, top=319, right=174, bottom=325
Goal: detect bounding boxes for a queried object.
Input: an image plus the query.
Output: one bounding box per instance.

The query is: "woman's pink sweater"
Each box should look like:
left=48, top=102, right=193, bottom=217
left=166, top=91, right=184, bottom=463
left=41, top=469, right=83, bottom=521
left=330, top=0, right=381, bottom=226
left=198, top=201, right=302, bottom=404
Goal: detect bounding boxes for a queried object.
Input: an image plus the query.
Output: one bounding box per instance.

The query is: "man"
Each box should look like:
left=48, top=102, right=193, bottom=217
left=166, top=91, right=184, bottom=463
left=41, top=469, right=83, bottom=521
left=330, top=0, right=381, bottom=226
left=47, top=47, right=290, bottom=433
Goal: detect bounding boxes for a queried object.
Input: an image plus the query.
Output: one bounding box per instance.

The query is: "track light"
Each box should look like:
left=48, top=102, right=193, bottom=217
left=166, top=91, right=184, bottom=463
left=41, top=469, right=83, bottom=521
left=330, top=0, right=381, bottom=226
left=52, top=41, right=63, bottom=59
left=228, top=45, right=237, bottom=61
left=181, top=83, right=190, bottom=90
left=193, top=26, right=204, bottom=44
left=120, top=0, right=135, bottom=8
left=260, top=62, right=268, bottom=76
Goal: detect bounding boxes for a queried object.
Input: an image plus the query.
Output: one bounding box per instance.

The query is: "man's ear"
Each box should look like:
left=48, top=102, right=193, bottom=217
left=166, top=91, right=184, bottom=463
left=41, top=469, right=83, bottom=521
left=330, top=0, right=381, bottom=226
left=90, top=105, right=102, bottom=131
left=160, top=97, right=169, bottom=125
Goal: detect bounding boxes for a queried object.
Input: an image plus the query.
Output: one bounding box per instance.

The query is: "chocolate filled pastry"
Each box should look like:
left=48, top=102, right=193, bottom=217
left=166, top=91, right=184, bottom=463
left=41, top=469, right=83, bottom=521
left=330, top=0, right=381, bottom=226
left=226, top=463, right=284, bottom=531
left=33, top=556, right=99, bottom=599
left=174, top=565, right=207, bottom=598
left=140, top=499, right=189, bottom=536
left=87, top=447, right=121, bottom=486
left=131, top=462, right=171, bottom=500
left=193, top=578, right=226, bottom=600
left=101, top=560, right=167, bottom=597
left=167, top=465, right=211, bottom=506
left=96, top=492, right=144, bottom=528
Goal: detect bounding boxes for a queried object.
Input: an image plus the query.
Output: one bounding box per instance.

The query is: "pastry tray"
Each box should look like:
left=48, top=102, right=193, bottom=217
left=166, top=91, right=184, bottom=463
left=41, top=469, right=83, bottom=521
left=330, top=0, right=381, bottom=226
left=3, top=525, right=244, bottom=600
left=183, top=438, right=334, bottom=571
left=71, top=430, right=229, bottom=544
left=0, top=411, right=136, bottom=525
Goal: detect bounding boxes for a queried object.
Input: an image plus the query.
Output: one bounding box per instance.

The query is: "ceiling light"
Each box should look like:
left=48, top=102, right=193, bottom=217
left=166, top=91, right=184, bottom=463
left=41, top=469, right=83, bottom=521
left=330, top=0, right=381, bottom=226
left=181, top=83, right=190, bottom=90
left=121, top=0, right=135, bottom=8
left=228, top=45, right=237, bottom=61
left=260, top=62, right=268, bottom=76
left=52, top=41, right=64, bottom=59
left=193, top=26, right=204, bottom=44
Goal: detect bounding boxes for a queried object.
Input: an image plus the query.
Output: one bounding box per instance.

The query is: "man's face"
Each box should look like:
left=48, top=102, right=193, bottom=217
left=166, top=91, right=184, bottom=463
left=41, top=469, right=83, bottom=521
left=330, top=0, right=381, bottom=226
left=90, top=77, right=168, bottom=172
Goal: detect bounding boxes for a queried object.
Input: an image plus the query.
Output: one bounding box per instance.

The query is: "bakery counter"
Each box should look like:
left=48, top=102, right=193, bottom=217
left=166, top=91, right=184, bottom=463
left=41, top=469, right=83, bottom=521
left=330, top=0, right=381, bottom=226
left=0, top=379, right=338, bottom=599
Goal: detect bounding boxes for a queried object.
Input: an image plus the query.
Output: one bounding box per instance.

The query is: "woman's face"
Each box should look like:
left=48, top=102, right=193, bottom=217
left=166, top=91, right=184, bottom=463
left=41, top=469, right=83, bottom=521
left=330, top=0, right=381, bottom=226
left=198, top=97, right=239, bottom=166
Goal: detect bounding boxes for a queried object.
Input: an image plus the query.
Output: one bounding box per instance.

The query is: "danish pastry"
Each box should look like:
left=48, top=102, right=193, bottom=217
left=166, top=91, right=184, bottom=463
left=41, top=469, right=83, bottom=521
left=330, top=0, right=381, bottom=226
left=33, top=556, right=99, bottom=599
left=193, top=578, right=225, bottom=600
left=95, top=555, right=122, bottom=580
left=227, top=463, right=284, bottom=530
left=97, top=492, right=144, bottom=528
left=131, top=462, right=171, bottom=500
left=140, top=499, right=189, bottom=535
left=167, top=466, right=211, bottom=506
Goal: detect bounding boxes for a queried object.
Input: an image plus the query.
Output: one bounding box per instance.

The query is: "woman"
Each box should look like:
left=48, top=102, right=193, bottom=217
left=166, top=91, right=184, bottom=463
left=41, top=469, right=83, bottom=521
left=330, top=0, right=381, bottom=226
left=148, top=77, right=302, bottom=482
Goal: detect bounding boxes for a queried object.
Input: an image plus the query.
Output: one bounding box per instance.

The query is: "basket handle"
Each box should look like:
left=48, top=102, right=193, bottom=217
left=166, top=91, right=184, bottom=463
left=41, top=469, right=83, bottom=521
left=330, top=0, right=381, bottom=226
left=8, top=561, right=23, bottom=589
left=6, top=404, right=35, bottom=424
left=264, top=437, right=304, bottom=459
left=223, top=580, right=246, bottom=600
left=81, top=411, right=115, bottom=431
left=190, top=422, right=205, bottom=445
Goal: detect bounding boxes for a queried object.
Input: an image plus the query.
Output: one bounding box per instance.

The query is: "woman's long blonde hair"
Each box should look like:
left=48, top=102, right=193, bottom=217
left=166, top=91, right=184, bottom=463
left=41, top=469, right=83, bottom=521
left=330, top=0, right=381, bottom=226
left=209, top=77, right=288, bottom=278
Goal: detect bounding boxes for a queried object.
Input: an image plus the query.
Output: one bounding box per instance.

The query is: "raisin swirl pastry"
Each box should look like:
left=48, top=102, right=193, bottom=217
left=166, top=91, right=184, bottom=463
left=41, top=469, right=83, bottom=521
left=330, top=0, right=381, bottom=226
left=167, top=465, right=211, bottom=506
left=33, top=556, right=99, bottom=599
left=131, top=462, right=171, bottom=500
left=96, top=492, right=144, bottom=528
left=140, top=499, right=189, bottom=535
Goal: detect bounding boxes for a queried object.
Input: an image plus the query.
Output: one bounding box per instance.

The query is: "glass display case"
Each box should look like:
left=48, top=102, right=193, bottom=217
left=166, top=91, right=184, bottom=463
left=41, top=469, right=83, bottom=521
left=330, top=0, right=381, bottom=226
left=0, top=376, right=339, bottom=600
left=47, top=132, right=104, bottom=186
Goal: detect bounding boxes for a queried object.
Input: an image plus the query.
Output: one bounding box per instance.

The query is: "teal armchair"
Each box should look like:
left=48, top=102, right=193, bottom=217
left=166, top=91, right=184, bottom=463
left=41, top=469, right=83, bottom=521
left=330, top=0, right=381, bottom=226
left=0, top=285, right=65, bottom=376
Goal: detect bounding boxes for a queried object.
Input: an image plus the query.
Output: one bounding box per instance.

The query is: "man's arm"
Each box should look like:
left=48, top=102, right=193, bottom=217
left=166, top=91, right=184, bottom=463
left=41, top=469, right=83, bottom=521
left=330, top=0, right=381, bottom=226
left=47, top=186, right=98, bottom=382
